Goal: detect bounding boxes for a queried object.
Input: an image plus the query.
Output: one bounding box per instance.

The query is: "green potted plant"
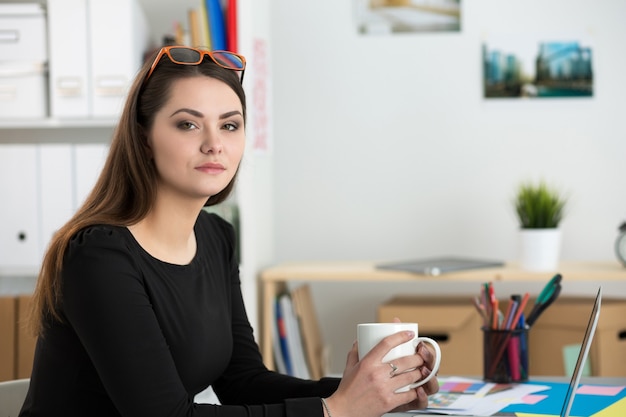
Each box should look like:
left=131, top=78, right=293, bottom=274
left=514, top=181, right=567, bottom=271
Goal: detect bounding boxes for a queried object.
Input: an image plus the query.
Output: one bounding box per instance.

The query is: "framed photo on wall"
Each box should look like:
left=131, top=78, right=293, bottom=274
left=483, top=34, right=594, bottom=99
left=355, top=0, right=461, bottom=35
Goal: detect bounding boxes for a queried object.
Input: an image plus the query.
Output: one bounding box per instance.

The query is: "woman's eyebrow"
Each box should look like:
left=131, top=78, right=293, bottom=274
left=169, top=109, right=242, bottom=119
left=220, top=110, right=243, bottom=119
left=170, top=108, right=204, bottom=118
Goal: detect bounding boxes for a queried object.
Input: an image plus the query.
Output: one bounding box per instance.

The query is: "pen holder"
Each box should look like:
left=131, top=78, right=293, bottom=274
left=482, top=327, right=529, bottom=383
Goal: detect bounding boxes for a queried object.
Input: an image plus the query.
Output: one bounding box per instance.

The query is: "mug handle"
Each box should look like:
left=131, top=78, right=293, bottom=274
left=406, top=336, right=441, bottom=389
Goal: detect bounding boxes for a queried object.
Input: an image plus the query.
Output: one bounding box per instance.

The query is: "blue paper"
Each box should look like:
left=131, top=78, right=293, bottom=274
left=501, top=380, right=626, bottom=416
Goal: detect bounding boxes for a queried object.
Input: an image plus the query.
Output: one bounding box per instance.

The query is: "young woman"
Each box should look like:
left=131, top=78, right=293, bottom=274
left=19, top=46, right=439, bottom=417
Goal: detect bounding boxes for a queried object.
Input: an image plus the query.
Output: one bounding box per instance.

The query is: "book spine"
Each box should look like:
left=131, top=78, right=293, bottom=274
left=205, top=0, right=226, bottom=50
left=226, top=0, right=237, bottom=52
left=188, top=9, right=201, bottom=47
left=198, top=0, right=211, bottom=49
left=275, top=297, right=293, bottom=376
left=279, top=293, right=311, bottom=379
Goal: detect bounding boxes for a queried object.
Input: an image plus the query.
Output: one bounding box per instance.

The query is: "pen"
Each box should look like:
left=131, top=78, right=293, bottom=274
left=507, top=292, right=529, bottom=330
left=473, top=296, right=488, bottom=327
left=537, top=274, right=562, bottom=303
left=507, top=334, right=521, bottom=381
left=491, top=299, right=500, bottom=329
left=527, top=275, right=562, bottom=327
left=518, top=313, right=528, bottom=376
left=483, top=282, right=491, bottom=322
left=504, top=300, right=518, bottom=330
left=487, top=292, right=530, bottom=377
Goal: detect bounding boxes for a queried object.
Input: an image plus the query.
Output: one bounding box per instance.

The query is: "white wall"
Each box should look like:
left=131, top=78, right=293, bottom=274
left=270, top=0, right=626, bottom=263
left=270, top=0, right=626, bottom=372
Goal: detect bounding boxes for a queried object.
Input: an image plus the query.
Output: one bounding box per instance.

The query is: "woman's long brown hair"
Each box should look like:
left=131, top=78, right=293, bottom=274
left=28, top=52, right=247, bottom=336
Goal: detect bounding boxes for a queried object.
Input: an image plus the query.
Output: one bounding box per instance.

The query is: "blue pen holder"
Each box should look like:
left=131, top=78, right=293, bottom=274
left=482, top=327, right=529, bottom=383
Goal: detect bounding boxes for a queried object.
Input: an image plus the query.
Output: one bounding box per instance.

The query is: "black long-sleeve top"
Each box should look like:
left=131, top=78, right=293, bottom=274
left=20, top=211, right=339, bottom=416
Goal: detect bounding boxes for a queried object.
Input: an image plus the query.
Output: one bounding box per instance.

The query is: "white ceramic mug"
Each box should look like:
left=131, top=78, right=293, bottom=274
left=357, top=322, right=441, bottom=392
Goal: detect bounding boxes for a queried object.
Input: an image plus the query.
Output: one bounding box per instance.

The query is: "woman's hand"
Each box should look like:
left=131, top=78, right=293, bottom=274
left=390, top=341, right=440, bottom=412
left=323, top=329, right=434, bottom=417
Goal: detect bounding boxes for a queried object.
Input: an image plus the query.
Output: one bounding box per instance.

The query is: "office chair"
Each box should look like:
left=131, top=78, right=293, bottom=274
left=0, top=378, right=29, bottom=417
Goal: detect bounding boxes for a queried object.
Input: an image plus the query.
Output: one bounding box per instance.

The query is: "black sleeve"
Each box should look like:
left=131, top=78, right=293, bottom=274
left=62, top=225, right=339, bottom=417
left=207, top=214, right=341, bottom=405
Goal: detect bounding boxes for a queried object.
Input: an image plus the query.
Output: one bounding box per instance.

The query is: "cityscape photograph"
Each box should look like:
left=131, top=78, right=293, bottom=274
left=483, top=37, right=593, bottom=98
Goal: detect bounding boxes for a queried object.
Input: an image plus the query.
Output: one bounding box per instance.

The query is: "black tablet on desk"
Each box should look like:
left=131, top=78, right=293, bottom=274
left=376, top=256, right=504, bottom=276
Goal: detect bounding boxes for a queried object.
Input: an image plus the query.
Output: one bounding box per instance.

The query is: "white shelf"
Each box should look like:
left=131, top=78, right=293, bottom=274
left=0, top=118, right=117, bottom=129
left=0, top=120, right=115, bottom=144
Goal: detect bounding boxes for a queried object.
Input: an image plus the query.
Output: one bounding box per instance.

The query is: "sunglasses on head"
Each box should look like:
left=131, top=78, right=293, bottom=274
left=145, top=46, right=246, bottom=83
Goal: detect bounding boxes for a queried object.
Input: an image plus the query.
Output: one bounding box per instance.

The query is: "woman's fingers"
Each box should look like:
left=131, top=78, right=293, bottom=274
left=417, top=342, right=436, bottom=369
left=420, top=367, right=440, bottom=395
left=345, top=340, right=359, bottom=369
left=362, top=330, right=415, bottom=363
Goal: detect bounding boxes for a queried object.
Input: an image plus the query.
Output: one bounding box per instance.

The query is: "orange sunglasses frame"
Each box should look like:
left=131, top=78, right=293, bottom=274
left=145, top=46, right=246, bottom=83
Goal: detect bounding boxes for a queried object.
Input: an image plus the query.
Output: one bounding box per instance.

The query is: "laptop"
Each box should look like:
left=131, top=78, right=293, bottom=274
left=396, top=286, right=603, bottom=417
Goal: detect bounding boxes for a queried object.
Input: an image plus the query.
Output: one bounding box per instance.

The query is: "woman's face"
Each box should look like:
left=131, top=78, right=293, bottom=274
left=147, top=76, right=245, bottom=204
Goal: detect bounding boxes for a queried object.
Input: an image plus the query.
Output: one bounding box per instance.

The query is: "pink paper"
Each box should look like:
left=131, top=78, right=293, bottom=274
left=576, top=385, right=626, bottom=396
left=522, top=394, right=548, bottom=405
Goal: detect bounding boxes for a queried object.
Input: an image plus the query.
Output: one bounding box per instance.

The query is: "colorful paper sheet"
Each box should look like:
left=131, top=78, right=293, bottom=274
left=503, top=381, right=626, bottom=417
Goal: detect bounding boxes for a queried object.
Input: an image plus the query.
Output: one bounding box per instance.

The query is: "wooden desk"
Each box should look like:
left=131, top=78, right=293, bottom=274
left=259, top=260, right=626, bottom=370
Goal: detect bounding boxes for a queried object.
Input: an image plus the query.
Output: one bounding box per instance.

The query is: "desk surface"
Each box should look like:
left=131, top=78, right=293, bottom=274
left=384, top=376, right=626, bottom=416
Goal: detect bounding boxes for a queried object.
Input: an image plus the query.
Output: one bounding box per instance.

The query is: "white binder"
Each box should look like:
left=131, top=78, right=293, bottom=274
left=87, top=0, right=148, bottom=118
left=0, top=3, right=47, bottom=62
left=47, top=0, right=90, bottom=118
left=37, top=144, right=74, bottom=258
left=73, top=144, right=109, bottom=210
left=0, top=145, right=41, bottom=271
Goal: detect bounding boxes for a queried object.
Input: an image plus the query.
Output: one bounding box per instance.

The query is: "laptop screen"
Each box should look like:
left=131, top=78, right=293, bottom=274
left=560, top=286, right=602, bottom=417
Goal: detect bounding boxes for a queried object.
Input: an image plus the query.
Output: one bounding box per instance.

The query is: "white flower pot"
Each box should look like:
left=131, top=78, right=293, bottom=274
left=519, top=228, right=562, bottom=272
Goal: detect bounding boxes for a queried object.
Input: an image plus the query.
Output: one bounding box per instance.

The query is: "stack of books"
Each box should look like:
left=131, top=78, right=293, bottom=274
left=272, top=285, right=327, bottom=379
left=178, top=0, right=238, bottom=52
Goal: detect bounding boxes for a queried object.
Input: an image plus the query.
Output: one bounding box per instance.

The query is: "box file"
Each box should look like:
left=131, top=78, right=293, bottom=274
left=47, top=0, right=90, bottom=118
left=0, top=3, right=47, bottom=62
left=0, top=144, right=109, bottom=272
left=0, top=145, right=41, bottom=271
left=0, top=62, right=47, bottom=119
left=87, top=0, right=149, bottom=118
left=73, top=144, right=109, bottom=210
left=38, top=144, right=74, bottom=256
left=48, top=0, right=149, bottom=119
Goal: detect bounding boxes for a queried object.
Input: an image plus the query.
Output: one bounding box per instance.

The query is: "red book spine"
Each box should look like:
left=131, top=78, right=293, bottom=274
left=226, top=0, right=237, bottom=52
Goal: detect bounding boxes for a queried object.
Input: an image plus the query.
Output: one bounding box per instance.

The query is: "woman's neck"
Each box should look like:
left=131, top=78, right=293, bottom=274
left=128, top=197, right=203, bottom=265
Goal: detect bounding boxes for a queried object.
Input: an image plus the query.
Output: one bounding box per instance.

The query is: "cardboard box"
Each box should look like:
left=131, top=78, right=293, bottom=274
left=378, top=296, right=483, bottom=376
left=16, top=295, right=36, bottom=379
left=0, top=62, right=47, bottom=119
left=528, top=297, right=626, bottom=377
left=0, top=295, right=37, bottom=381
left=0, top=297, right=16, bottom=382
left=0, top=3, right=47, bottom=62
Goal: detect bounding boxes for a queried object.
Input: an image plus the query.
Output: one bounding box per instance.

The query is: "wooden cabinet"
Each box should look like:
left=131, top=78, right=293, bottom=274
left=0, top=295, right=36, bottom=382
left=0, top=296, right=15, bottom=381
